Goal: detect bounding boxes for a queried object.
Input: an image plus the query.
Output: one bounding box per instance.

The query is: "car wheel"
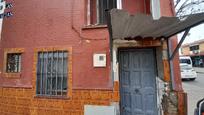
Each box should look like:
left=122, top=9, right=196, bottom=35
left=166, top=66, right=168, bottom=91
left=190, top=78, right=196, bottom=81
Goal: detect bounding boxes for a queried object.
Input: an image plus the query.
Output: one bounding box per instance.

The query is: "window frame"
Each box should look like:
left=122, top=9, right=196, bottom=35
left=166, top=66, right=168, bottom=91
left=6, top=53, right=22, bottom=73
left=189, top=45, right=199, bottom=51
left=3, top=48, right=24, bottom=78
left=87, top=0, right=120, bottom=26
left=34, top=47, right=72, bottom=99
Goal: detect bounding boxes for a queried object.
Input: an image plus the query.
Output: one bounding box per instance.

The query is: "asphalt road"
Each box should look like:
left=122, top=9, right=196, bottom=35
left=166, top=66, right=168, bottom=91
left=182, top=72, right=204, bottom=115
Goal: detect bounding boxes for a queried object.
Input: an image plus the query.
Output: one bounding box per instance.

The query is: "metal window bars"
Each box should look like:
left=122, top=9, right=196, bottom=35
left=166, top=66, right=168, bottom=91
left=6, top=53, right=21, bottom=73
left=36, top=51, right=68, bottom=97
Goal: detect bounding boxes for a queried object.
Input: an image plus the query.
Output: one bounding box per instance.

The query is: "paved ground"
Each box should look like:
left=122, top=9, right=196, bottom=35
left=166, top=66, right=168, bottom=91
left=193, top=67, right=204, bottom=73
left=182, top=69, right=204, bottom=115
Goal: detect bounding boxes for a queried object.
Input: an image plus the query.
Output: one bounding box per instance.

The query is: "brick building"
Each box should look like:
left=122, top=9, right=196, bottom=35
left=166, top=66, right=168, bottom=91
left=181, top=39, right=204, bottom=67
left=0, top=0, right=201, bottom=115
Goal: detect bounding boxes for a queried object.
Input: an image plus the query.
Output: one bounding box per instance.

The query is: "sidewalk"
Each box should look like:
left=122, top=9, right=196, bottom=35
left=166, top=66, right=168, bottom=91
left=193, top=67, right=204, bottom=73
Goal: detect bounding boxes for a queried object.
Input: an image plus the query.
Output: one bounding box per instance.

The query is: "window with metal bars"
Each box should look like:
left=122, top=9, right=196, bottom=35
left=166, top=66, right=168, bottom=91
left=36, top=51, right=68, bottom=97
left=6, top=53, right=21, bottom=73
left=89, top=0, right=117, bottom=25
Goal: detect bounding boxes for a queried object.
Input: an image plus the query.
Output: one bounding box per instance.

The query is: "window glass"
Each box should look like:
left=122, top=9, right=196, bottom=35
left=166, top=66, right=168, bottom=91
left=180, top=59, right=191, bottom=65
left=189, top=45, right=199, bottom=51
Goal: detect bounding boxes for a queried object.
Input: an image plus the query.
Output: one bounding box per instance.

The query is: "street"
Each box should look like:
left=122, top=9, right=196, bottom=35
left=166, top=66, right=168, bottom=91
left=182, top=72, right=204, bottom=115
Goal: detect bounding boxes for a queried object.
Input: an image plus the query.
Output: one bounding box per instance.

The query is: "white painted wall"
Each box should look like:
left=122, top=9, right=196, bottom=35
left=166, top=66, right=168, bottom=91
left=151, top=0, right=161, bottom=19
left=117, top=0, right=122, bottom=9
left=84, top=105, right=116, bottom=115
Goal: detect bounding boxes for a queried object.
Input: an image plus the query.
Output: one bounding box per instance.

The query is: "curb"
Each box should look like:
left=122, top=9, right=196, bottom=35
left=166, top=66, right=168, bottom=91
left=196, top=72, right=204, bottom=73
left=193, top=68, right=204, bottom=74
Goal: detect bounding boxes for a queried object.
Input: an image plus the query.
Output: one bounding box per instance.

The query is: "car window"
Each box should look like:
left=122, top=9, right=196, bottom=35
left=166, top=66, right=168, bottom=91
left=180, top=59, right=191, bottom=64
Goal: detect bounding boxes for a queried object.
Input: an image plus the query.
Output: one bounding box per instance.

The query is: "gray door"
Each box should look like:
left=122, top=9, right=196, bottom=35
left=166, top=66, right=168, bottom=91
left=119, top=49, right=157, bottom=115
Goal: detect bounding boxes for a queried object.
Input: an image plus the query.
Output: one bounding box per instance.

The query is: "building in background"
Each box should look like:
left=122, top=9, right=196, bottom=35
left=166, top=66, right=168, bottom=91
left=181, top=39, right=204, bottom=67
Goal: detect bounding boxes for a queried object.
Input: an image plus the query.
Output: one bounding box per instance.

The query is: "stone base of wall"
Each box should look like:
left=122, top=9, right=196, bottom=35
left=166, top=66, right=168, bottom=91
left=162, top=91, right=187, bottom=115
left=0, top=82, right=119, bottom=115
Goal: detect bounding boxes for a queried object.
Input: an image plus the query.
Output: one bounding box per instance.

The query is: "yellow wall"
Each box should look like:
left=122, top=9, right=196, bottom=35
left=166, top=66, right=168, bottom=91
left=181, top=42, right=204, bottom=56
left=181, top=47, right=190, bottom=55
left=199, top=42, right=204, bottom=51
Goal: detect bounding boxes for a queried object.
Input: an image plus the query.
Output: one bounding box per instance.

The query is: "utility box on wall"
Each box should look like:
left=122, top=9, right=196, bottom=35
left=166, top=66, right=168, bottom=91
left=93, top=53, right=106, bottom=67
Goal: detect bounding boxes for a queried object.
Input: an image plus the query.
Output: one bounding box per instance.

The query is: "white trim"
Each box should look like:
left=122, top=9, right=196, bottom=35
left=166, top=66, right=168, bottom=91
left=96, top=0, right=99, bottom=24
left=151, top=0, right=161, bottom=19
left=87, top=0, right=91, bottom=25
left=117, top=0, right=122, bottom=9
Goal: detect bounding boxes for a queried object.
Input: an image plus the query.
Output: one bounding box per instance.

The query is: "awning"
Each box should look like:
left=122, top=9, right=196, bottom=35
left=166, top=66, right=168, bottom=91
left=106, top=9, right=204, bottom=91
left=108, top=9, right=204, bottom=40
left=106, top=9, right=204, bottom=60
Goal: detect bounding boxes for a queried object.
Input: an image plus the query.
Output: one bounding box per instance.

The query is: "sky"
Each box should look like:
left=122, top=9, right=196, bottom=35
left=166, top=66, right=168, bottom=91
left=176, top=0, right=204, bottom=44
left=178, top=24, right=204, bottom=44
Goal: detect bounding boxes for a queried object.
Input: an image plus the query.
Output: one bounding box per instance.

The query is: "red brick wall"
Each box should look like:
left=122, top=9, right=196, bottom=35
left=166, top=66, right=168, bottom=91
left=122, top=0, right=150, bottom=14
left=0, top=0, right=111, bottom=89
left=160, top=0, right=183, bottom=92
left=0, top=0, right=183, bottom=115
left=0, top=85, right=119, bottom=115
left=0, top=0, right=118, bottom=114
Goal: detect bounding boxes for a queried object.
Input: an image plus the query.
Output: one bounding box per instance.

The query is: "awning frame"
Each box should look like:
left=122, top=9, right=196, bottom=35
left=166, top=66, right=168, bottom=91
left=169, top=28, right=190, bottom=60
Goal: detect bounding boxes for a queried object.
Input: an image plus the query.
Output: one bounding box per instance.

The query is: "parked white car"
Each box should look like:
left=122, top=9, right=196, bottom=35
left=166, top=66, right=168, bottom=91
left=180, top=63, right=197, bottom=80
left=180, top=56, right=197, bottom=80
left=180, top=56, right=193, bottom=67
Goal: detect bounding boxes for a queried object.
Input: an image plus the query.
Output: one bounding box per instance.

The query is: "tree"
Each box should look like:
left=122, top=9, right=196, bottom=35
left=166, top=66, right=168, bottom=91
left=174, top=0, right=204, bottom=18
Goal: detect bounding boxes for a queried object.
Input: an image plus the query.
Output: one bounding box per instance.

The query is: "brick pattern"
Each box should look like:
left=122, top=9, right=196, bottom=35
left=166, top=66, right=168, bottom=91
left=0, top=81, right=119, bottom=115
left=177, top=92, right=188, bottom=115
left=0, top=46, right=120, bottom=115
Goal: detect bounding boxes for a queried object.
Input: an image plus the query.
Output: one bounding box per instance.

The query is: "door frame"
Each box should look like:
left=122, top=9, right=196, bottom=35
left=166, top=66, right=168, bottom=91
left=118, top=48, right=158, bottom=115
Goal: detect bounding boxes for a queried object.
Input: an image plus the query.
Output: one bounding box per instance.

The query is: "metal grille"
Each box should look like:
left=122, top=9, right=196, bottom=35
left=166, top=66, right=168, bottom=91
left=6, top=53, right=21, bottom=73
left=36, top=51, right=68, bottom=97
